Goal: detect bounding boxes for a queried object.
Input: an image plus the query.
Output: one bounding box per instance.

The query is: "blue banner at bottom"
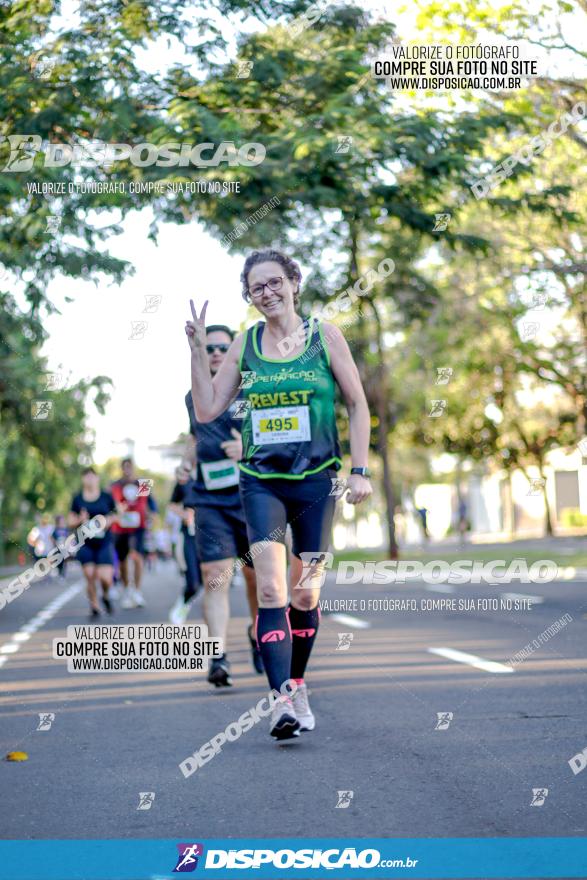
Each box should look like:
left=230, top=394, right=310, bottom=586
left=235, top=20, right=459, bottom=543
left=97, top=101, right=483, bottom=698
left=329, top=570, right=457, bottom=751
left=0, top=838, right=586, bottom=880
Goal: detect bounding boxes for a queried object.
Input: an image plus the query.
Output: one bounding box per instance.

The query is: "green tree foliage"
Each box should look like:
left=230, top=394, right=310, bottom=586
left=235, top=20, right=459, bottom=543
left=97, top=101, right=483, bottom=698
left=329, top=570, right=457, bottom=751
left=1, top=0, right=583, bottom=551
left=0, top=288, right=111, bottom=553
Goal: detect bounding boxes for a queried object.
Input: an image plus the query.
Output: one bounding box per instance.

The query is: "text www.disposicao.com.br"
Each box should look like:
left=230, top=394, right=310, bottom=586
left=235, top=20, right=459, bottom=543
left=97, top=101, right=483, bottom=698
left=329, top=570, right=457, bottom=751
left=70, top=657, right=202, bottom=671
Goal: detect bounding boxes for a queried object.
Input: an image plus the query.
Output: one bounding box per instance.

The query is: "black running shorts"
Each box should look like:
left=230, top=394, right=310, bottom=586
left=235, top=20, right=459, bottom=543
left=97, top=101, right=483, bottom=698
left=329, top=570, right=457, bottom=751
left=194, top=503, right=251, bottom=566
left=77, top=538, right=115, bottom=567
left=114, top=529, right=146, bottom=561
left=239, top=468, right=337, bottom=558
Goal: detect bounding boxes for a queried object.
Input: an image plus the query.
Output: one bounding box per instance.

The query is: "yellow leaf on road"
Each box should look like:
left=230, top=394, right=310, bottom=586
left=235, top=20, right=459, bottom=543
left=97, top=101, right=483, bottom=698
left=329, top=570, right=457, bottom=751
left=6, top=751, right=28, bottom=762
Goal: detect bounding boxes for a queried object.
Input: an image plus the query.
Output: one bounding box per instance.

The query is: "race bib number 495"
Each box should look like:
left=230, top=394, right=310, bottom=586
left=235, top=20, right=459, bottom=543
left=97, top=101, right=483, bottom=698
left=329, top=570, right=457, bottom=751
left=251, top=405, right=311, bottom=445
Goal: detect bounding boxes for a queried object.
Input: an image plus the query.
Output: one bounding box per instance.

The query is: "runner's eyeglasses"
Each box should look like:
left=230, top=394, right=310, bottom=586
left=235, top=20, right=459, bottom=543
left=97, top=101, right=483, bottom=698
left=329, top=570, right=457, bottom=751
left=248, top=276, right=284, bottom=300
left=206, top=343, right=230, bottom=354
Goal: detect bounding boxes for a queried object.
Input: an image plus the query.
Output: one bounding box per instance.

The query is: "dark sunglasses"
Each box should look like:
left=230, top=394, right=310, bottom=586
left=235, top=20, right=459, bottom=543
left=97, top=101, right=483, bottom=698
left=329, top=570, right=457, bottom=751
left=206, top=343, right=230, bottom=354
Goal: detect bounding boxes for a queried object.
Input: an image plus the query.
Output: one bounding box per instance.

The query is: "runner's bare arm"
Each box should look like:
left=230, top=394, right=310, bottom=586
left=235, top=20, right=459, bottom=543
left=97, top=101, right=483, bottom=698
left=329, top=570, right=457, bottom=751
left=185, top=299, right=243, bottom=422
left=323, top=322, right=372, bottom=504
left=324, top=323, right=370, bottom=463
left=183, top=433, right=196, bottom=468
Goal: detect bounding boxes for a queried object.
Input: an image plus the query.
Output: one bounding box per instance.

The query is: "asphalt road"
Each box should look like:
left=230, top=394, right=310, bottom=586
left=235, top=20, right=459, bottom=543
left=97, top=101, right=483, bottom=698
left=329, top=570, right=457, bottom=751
left=1, top=557, right=586, bottom=841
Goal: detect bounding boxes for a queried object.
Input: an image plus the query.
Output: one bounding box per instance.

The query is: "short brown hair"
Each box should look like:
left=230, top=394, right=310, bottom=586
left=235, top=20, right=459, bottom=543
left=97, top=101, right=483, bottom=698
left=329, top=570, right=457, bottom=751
left=240, top=249, right=302, bottom=308
left=206, top=324, right=235, bottom=340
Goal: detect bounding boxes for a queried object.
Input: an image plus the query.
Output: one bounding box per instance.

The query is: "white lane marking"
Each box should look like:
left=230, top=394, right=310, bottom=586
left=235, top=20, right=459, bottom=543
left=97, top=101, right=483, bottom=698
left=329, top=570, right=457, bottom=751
left=327, top=613, right=371, bottom=629
left=0, top=581, right=83, bottom=669
left=425, top=584, right=455, bottom=593
left=501, top=592, right=544, bottom=604
left=428, top=647, right=514, bottom=674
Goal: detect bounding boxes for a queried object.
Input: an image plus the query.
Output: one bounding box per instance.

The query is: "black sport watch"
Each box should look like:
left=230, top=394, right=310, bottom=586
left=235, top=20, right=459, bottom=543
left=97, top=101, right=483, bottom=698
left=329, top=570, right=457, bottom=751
left=350, top=467, right=371, bottom=478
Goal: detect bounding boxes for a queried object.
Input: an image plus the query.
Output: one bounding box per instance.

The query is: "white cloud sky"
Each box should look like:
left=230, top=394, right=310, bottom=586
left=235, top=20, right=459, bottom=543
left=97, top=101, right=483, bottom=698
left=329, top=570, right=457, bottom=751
left=43, top=211, right=249, bottom=474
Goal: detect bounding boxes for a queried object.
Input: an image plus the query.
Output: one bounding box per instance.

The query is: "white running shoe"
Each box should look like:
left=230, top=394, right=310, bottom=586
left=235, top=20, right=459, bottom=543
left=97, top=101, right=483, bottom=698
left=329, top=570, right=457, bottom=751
left=120, top=590, right=135, bottom=609
left=109, top=585, right=121, bottom=601
left=291, top=683, right=315, bottom=731
left=169, top=597, right=193, bottom=625
left=132, top=587, right=145, bottom=607
left=269, top=696, right=300, bottom=740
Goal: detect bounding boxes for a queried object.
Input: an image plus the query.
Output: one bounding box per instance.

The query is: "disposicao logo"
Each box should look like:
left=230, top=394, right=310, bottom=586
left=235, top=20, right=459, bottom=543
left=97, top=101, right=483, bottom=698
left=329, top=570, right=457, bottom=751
left=173, top=842, right=204, bottom=872
left=1, top=135, right=266, bottom=171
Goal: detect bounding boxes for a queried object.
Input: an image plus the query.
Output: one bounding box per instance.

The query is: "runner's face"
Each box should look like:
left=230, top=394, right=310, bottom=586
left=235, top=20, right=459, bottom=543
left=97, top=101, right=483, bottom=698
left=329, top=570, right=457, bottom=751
left=206, top=330, right=232, bottom=375
left=121, top=461, right=134, bottom=480
left=82, top=471, right=99, bottom=493
left=247, top=261, right=297, bottom=319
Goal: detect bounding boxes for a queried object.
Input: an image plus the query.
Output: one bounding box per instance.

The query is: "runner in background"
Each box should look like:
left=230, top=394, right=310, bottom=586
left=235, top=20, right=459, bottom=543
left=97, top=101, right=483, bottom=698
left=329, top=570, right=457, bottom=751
left=416, top=506, right=430, bottom=542
left=111, top=547, right=121, bottom=598
left=166, top=504, right=182, bottom=563
left=168, top=463, right=202, bottom=625
left=145, top=490, right=158, bottom=566
left=110, top=458, right=155, bottom=609
left=184, top=325, right=262, bottom=686
left=69, top=467, right=116, bottom=618
left=53, top=514, right=70, bottom=579
left=457, top=496, right=469, bottom=545
left=154, top=520, right=172, bottom=561
left=143, top=513, right=158, bottom=571
left=27, top=513, right=55, bottom=572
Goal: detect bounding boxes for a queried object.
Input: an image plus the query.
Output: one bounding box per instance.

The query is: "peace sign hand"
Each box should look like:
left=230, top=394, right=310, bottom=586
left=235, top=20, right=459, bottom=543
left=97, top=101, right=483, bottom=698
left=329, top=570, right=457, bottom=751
left=185, top=299, right=209, bottom=353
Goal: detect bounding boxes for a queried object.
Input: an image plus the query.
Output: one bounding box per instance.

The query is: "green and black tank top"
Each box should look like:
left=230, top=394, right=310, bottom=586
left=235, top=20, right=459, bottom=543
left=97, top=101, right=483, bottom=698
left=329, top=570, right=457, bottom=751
left=238, top=317, right=342, bottom=479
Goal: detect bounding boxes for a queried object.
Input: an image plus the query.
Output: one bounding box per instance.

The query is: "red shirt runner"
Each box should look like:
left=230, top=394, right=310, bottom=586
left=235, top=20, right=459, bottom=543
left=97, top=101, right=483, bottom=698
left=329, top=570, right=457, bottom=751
left=110, top=480, right=150, bottom=533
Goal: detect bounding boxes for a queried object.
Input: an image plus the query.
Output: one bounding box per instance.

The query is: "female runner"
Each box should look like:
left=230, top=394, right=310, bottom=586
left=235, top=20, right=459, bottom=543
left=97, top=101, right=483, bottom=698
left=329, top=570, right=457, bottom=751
left=69, top=467, right=117, bottom=618
left=186, top=249, right=372, bottom=739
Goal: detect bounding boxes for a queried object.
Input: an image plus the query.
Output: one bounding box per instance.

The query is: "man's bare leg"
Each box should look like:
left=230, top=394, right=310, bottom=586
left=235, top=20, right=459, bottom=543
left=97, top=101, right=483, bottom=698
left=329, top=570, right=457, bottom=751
left=201, top=558, right=233, bottom=687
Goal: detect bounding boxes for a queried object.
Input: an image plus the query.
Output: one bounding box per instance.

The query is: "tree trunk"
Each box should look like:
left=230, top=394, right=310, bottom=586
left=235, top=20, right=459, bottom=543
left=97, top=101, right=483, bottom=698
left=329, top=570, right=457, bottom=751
left=370, top=301, right=399, bottom=559
left=538, top=463, right=554, bottom=536
left=345, top=217, right=398, bottom=557
left=375, top=386, right=399, bottom=558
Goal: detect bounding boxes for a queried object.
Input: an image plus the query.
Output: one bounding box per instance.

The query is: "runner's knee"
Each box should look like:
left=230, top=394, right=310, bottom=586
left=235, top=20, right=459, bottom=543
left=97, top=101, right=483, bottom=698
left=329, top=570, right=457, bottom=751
left=203, top=560, right=232, bottom=592
left=257, top=577, right=287, bottom=606
left=291, top=591, right=320, bottom=611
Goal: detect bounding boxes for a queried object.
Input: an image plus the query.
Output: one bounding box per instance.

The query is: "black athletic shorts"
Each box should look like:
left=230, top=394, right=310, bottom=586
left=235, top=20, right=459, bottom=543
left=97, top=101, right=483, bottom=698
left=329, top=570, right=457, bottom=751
left=194, top=504, right=251, bottom=565
left=114, top=529, right=145, bottom=561
left=239, top=468, right=337, bottom=558
left=77, top=539, right=114, bottom=567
